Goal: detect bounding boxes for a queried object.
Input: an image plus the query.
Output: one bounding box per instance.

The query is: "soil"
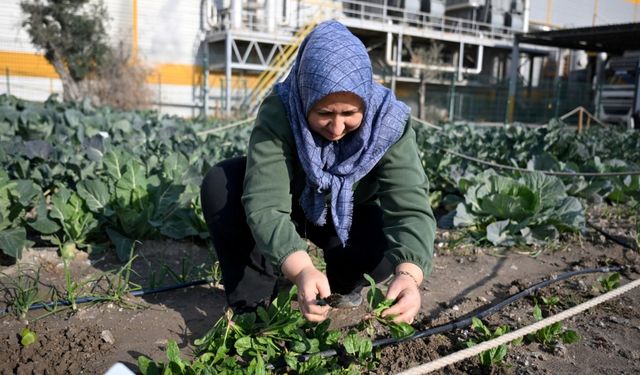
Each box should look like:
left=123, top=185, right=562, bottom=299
left=1, top=208, right=639, bottom=375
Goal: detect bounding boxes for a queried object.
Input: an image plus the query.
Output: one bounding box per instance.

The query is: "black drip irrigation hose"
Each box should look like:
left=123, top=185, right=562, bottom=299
left=587, top=221, right=639, bottom=251
left=441, top=147, right=640, bottom=177
left=0, top=277, right=214, bottom=317
left=298, top=265, right=624, bottom=363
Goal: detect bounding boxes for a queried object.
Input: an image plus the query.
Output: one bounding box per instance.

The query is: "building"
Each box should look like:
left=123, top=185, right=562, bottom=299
left=0, top=0, right=634, bottom=122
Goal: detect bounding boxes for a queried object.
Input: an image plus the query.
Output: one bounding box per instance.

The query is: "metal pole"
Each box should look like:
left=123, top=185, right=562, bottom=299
left=5, top=68, right=10, bottom=95
left=523, top=0, right=530, bottom=32
left=203, top=42, right=210, bottom=117
left=554, top=80, right=561, bottom=119
left=506, top=35, right=519, bottom=123
left=220, top=77, right=224, bottom=116
left=225, top=32, right=232, bottom=116
left=392, top=32, right=402, bottom=94
left=458, top=42, right=464, bottom=82
left=449, top=57, right=458, bottom=122
left=158, top=74, right=162, bottom=112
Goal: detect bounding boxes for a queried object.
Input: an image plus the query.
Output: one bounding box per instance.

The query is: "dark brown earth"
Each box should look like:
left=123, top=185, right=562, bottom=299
left=1, top=207, right=639, bottom=375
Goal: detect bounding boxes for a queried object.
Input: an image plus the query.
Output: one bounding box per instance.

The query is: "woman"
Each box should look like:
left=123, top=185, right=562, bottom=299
left=201, top=20, right=435, bottom=324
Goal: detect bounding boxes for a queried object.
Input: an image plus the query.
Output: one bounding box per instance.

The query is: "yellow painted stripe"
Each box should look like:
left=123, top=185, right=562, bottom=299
left=0, top=51, right=59, bottom=79
left=146, top=64, right=259, bottom=88
left=0, top=51, right=260, bottom=88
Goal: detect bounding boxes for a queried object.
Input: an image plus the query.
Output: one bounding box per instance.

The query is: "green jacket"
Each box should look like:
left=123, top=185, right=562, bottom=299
left=241, top=92, right=436, bottom=277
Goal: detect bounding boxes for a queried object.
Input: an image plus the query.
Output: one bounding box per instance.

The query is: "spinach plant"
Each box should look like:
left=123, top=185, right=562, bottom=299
left=138, top=287, right=361, bottom=374
left=363, top=274, right=416, bottom=340
left=528, top=305, right=580, bottom=348
left=465, top=317, right=521, bottom=367
left=596, top=272, right=620, bottom=293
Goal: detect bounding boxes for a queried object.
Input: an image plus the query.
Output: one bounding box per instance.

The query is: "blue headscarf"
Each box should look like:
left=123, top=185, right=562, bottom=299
left=276, top=20, right=410, bottom=246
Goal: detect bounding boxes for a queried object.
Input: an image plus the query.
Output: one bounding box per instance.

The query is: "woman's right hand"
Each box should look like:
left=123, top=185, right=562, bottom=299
left=281, top=251, right=331, bottom=322
left=294, top=265, right=331, bottom=322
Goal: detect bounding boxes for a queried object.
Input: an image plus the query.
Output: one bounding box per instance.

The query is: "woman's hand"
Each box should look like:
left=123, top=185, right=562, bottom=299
left=281, top=251, right=331, bottom=322
left=294, top=265, right=331, bottom=322
left=381, top=263, right=423, bottom=324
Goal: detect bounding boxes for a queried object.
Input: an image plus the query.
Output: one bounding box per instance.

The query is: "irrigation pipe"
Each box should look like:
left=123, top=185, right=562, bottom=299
left=411, top=116, right=444, bottom=130
left=410, top=116, right=640, bottom=178
left=0, top=277, right=214, bottom=316
left=396, top=276, right=640, bottom=375
left=441, top=148, right=640, bottom=177
left=196, top=117, right=256, bottom=136
left=587, top=221, right=639, bottom=251
left=296, top=266, right=623, bottom=362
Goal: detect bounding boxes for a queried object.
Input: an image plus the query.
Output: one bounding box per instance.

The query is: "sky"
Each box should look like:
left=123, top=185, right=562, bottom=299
left=529, top=0, right=639, bottom=27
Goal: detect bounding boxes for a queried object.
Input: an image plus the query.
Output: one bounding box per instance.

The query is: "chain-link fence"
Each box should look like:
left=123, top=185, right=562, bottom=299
left=2, top=38, right=596, bottom=124
left=416, top=72, right=594, bottom=125
left=0, top=36, right=63, bottom=101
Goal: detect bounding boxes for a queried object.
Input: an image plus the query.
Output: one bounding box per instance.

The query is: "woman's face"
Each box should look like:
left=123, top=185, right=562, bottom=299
left=307, top=92, right=364, bottom=141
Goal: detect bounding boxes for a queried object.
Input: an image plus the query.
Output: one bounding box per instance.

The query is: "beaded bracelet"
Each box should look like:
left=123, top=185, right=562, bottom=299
left=395, top=270, right=420, bottom=287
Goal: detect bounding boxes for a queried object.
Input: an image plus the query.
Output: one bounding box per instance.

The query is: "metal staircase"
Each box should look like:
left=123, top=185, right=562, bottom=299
left=242, top=11, right=327, bottom=115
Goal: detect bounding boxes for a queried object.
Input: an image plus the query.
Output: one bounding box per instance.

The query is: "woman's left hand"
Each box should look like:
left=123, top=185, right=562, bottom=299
left=381, top=264, right=423, bottom=324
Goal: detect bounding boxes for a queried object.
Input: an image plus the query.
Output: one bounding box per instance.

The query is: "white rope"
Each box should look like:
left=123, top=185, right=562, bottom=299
left=396, top=277, right=640, bottom=375
left=196, top=116, right=256, bottom=136
left=411, top=116, right=443, bottom=130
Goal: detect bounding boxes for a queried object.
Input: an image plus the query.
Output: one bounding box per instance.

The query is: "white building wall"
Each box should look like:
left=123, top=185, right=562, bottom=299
left=0, top=0, right=207, bottom=117
left=0, top=1, right=38, bottom=53
left=138, top=0, right=203, bottom=65
left=104, top=0, right=134, bottom=46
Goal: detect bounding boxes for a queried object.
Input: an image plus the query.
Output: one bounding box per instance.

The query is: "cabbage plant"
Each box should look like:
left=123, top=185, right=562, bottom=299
left=453, top=171, right=585, bottom=246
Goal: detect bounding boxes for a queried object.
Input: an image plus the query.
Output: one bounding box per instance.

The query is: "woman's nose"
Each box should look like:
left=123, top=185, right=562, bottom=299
left=329, top=117, right=345, bottom=136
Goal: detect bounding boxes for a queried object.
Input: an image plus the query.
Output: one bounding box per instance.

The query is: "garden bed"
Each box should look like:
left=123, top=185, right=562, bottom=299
left=1, top=217, right=638, bottom=374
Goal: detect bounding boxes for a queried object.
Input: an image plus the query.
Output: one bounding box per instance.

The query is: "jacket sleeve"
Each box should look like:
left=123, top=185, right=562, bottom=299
left=375, top=122, right=436, bottom=277
left=241, top=95, right=309, bottom=270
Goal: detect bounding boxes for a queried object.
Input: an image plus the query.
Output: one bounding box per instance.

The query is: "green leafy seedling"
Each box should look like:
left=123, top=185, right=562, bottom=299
left=94, top=252, right=142, bottom=309
left=63, top=260, right=81, bottom=311
left=344, top=331, right=373, bottom=361
left=163, top=257, right=195, bottom=284
left=20, top=327, right=37, bottom=347
left=1, top=267, right=42, bottom=321
left=596, top=272, right=620, bottom=293
left=363, top=274, right=416, bottom=340
left=465, top=317, right=521, bottom=367
left=540, top=295, right=560, bottom=307
left=529, top=305, right=580, bottom=347
left=209, top=261, right=223, bottom=286
left=140, top=284, right=381, bottom=374
left=137, top=356, right=160, bottom=375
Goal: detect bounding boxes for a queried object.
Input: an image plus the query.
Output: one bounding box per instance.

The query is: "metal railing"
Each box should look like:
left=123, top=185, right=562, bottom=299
left=212, top=1, right=518, bottom=41
left=336, top=0, right=516, bottom=40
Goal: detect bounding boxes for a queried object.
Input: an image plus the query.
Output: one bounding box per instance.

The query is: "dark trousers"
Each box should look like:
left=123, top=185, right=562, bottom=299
left=200, top=156, right=393, bottom=311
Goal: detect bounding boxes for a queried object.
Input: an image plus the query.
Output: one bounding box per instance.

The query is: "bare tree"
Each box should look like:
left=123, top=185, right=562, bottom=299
left=88, top=42, right=153, bottom=110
